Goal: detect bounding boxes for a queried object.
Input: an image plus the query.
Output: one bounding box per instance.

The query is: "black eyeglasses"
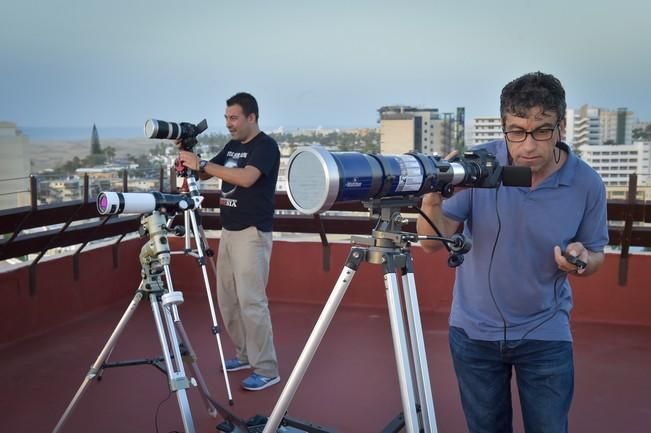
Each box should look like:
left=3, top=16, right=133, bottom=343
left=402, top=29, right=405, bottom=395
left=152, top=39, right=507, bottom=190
left=503, top=122, right=560, bottom=142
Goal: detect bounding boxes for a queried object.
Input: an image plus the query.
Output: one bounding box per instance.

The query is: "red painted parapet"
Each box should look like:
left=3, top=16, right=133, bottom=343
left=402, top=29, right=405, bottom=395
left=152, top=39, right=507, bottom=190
left=1, top=238, right=649, bottom=347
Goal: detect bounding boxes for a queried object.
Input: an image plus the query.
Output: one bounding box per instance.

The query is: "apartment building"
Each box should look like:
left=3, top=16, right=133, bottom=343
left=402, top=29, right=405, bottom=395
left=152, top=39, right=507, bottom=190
left=470, top=117, right=503, bottom=146
left=568, top=105, right=634, bottom=147
left=378, top=106, right=464, bottom=155
left=579, top=141, right=651, bottom=191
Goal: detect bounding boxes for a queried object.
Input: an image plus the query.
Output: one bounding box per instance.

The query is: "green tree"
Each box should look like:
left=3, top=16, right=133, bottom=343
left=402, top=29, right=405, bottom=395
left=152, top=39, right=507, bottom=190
left=150, top=142, right=169, bottom=156
left=57, top=156, right=82, bottom=173
left=83, top=153, right=107, bottom=166
left=199, top=133, right=230, bottom=153
left=632, top=125, right=651, bottom=141
left=104, top=146, right=116, bottom=163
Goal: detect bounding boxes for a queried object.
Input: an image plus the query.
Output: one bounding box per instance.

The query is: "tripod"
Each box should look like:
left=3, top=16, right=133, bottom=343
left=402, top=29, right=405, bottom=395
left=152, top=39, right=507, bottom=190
left=263, top=198, right=443, bottom=433
left=53, top=211, right=227, bottom=433
left=171, top=172, right=234, bottom=404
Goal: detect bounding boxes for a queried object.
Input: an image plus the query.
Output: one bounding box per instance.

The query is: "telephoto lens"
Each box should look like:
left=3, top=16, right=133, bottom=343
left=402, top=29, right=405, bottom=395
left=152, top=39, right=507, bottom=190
left=144, top=119, right=208, bottom=140
left=144, top=119, right=185, bottom=140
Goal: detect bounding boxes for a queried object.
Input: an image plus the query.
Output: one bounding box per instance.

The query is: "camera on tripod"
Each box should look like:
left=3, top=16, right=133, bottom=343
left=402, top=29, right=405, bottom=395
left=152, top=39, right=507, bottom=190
left=144, top=118, right=208, bottom=151
left=285, top=146, right=531, bottom=215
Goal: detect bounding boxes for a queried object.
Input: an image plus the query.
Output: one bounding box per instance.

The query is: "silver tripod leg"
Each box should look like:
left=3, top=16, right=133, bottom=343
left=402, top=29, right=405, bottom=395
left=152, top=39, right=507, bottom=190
left=52, top=288, right=146, bottom=433
left=262, top=247, right=366, bottom=433
left=159, top=259, right=220, bottom=417
left=186, top=208, right=234, bottom=404
left=151, top=292, right=196, bottom=433
left=382, top=254, right=420, bottom=433
left=400, top=254, right=438, bottom=433
left=174, top=320, right=219, bottom=418
left=52, top=282, right=198, bottom=433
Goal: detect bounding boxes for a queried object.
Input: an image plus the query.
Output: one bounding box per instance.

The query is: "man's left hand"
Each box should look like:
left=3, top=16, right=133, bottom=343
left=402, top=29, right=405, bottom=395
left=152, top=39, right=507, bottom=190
left=554, top=242, right=588, bottom=275
left=178, top=150, right=200, bottom=171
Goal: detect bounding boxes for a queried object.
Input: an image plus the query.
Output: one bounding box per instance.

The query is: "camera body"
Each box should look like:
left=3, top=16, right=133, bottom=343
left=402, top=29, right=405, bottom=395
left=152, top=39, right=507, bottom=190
left=451, top=149, right=499, bottom=186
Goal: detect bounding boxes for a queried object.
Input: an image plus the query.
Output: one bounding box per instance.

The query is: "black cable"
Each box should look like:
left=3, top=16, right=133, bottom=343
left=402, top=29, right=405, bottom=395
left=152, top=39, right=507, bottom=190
left=517, top=273, right=566, bottom=342
left=416, top=207, right=453, bottom=253
left=554, top=124, right=562, bottom=164
left=154, top=390, right=175, bottom=433
left=488, top=182, right=568, bottom=344
left=486, top=185, right=510, bottom=342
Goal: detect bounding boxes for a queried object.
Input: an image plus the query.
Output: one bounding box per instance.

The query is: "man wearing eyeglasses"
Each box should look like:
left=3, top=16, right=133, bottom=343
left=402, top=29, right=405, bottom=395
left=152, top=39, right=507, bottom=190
left=417, top=72, right=608, bottom=433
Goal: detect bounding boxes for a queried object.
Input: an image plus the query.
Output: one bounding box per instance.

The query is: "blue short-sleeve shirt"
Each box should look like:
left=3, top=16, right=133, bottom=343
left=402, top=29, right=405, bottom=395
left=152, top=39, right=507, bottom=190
left=442, top=140, right=608, bottom=341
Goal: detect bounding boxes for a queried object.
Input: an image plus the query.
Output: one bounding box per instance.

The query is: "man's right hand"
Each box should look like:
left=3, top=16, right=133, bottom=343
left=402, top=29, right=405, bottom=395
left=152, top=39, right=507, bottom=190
left=417, top=150, right=463, bottom=253
left=421, top=191, right=444, bottom=208
left=420, top=150, right=460, bottom=208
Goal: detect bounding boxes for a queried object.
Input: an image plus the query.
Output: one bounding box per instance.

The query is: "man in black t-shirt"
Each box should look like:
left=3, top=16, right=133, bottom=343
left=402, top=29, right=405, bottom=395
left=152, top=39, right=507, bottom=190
left=178, top=92, right=280, bottom=391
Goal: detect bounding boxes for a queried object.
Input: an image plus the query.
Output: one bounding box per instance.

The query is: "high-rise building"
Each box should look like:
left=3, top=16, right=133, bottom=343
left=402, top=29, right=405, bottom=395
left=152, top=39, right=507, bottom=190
left=571, top=105, right=600, bottom=147
left=603, top=108, right=634, bottom=145
left=378, top=106, right=464, bottom=155
left=0, top=122, right=31, bottom=210
left=570, top=105, right=634, bottom=147
left=378, top=106, right=438, bottom=154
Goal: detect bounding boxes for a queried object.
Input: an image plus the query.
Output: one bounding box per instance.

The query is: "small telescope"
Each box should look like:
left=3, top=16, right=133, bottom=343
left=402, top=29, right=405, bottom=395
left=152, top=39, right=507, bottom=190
left=97, top=192, right=196, bottom=215
left=286, top=146, right=531, bottom=214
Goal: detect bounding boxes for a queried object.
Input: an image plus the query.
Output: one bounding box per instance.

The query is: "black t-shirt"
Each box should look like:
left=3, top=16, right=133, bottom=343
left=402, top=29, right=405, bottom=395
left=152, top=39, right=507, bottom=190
left=211, top=132, right=280, bottom=231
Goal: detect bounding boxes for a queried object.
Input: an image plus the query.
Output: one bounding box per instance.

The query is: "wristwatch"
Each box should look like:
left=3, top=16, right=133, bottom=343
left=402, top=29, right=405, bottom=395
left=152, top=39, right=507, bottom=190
left=198, top=159, right=208, bottom=173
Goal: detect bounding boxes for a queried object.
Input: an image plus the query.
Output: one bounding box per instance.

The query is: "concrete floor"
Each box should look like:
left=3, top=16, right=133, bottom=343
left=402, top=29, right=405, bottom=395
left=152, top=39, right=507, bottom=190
left=1, top=296, right=650, bottom=433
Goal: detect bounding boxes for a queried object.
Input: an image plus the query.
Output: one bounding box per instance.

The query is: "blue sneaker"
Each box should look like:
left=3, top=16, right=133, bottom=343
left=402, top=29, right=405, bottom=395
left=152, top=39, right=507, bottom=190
left=242, top=372, right=280, bottom=391
left=224, top=358, right=251, bottom=372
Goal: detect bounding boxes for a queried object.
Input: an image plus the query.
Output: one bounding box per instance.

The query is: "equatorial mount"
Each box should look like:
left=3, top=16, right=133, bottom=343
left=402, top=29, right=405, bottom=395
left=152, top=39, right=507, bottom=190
left=358, top=197, right=471, bottom=267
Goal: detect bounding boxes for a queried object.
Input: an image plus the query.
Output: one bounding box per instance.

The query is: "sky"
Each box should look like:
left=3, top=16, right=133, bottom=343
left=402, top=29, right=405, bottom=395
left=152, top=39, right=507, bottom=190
left=2, top=0, right=650, bottom=135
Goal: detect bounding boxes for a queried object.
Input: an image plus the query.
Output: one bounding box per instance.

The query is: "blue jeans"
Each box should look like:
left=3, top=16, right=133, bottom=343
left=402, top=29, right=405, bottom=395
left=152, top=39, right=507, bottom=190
left=448, top=326, right=574, bottom=433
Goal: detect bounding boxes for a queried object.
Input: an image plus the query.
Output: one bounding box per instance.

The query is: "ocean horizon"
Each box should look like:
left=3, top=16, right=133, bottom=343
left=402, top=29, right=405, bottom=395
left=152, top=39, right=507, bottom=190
left=19, top=124, right=375, bottom=141
left=21, top=126, right=145, bottom=141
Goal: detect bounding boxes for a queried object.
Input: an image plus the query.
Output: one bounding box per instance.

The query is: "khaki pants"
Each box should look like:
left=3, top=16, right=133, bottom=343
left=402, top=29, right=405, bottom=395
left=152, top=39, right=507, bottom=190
left=216, top=227, right=279, bottom=377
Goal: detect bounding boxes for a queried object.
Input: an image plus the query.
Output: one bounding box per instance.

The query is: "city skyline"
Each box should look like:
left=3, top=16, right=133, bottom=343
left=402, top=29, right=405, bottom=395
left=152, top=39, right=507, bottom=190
left=2, top=0, right=650, bottom=133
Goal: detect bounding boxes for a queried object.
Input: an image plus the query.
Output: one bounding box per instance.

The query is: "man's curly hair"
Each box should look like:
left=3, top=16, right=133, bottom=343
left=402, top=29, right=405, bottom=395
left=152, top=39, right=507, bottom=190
left=500, top=72, right=566, bottom=125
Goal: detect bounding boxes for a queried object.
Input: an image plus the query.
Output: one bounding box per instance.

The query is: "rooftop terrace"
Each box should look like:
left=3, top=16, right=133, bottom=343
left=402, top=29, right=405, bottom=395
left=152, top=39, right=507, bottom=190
left=1, top=186, right=650, bottom=433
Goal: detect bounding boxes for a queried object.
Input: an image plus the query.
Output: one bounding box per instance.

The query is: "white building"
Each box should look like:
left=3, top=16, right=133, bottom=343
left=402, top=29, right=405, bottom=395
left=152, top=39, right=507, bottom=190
left=470, top=117, right=503, bottom=146
left=0, top=122, right=31, bottom=210
left=579, top=141, right=651, bottom=187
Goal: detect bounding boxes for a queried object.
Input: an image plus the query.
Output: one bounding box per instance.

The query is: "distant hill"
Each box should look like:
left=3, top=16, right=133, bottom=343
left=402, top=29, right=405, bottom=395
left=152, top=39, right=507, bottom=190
left=27, top=137, right=157, bottom=172
left=22, top=126, right=143, bottom=141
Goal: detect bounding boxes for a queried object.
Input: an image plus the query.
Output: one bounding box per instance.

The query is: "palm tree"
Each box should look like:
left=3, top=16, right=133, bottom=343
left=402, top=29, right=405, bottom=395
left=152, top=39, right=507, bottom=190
left=104, top=146, right=116, bottom=163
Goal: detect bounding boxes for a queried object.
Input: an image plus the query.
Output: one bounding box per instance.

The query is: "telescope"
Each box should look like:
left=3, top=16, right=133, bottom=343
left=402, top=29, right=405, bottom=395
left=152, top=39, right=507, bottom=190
left=97, top=191, right=196, bottom=215
left=286, top=146, right=531, bottom=214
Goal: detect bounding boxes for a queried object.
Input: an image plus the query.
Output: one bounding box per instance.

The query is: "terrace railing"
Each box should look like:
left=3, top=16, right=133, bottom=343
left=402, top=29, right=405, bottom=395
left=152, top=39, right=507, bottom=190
left=1, top=172, right=649, bottom=292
